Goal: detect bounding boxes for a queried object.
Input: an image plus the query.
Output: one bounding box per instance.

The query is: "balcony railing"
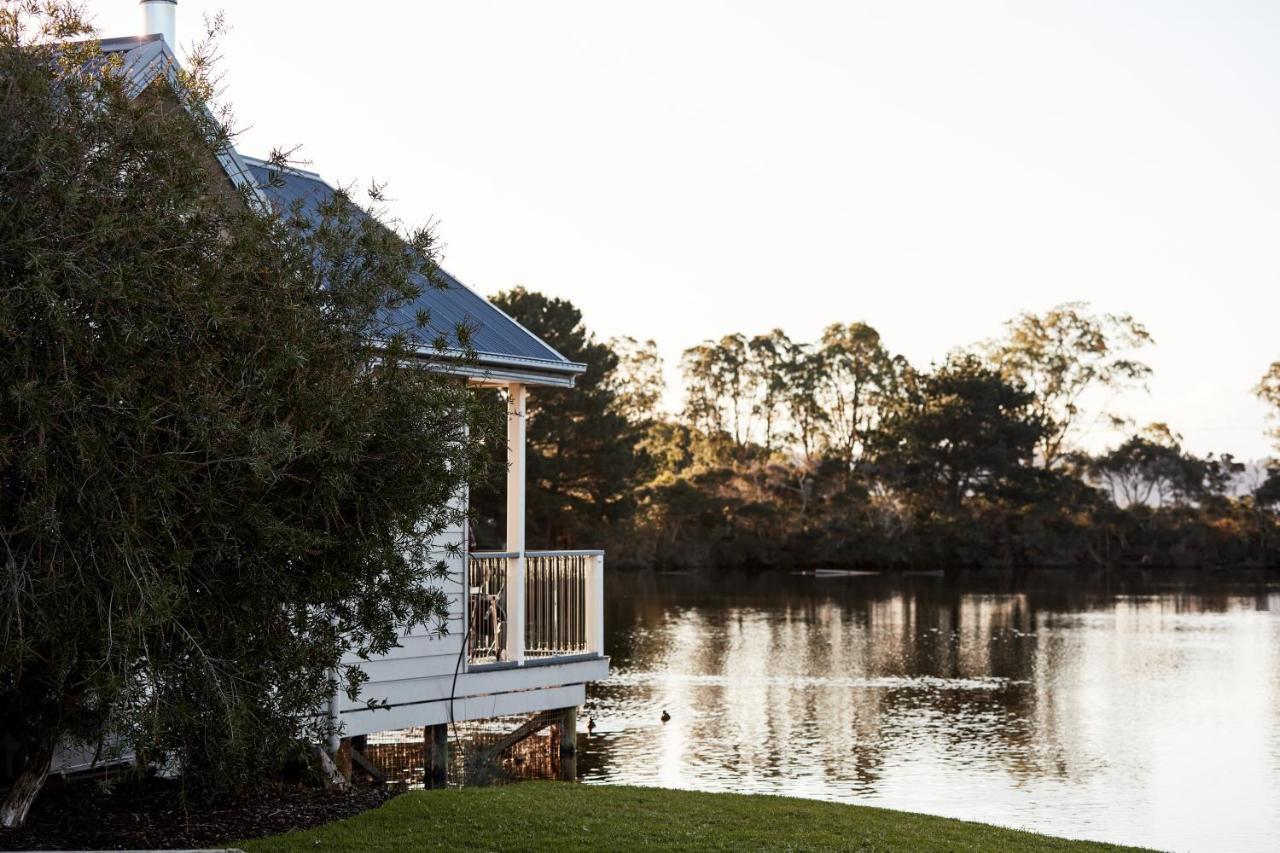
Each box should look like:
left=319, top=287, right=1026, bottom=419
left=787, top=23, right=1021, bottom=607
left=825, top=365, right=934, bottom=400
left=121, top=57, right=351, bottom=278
left=467, top=550, right=604, bottom=666
left=467, top=552, right=509, bottom=664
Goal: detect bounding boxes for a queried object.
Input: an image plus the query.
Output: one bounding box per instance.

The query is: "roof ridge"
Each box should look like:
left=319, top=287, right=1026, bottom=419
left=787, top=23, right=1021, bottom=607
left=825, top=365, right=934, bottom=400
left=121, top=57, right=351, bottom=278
left=92, top=34, right=165, bottom=51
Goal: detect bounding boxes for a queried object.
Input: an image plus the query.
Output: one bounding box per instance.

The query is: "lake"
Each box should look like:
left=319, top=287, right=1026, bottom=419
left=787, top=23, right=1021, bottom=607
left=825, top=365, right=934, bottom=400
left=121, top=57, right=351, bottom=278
left=575, top=571, right=1280, bottom=853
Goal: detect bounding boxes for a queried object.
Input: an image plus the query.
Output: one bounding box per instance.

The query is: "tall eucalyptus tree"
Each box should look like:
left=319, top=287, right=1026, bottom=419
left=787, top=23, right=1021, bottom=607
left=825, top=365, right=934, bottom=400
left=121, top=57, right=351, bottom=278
left=747, top=329, right=794, bottom=455
left=818, top=322, right=899, bottom=474
left=988, top=302, right=1153, bottom=469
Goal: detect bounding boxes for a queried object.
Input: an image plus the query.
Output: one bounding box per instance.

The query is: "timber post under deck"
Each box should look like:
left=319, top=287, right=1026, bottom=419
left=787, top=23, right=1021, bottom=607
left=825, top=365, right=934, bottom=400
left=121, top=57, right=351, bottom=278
left=556, top=705, right=578, bottom=781
left=425, top=724, right=448, bottom=789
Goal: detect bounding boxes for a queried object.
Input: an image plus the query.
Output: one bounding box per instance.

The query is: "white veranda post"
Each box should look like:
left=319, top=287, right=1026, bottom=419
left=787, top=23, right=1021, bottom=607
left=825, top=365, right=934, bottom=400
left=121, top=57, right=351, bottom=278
left=505, top=383, right=527, bottom=664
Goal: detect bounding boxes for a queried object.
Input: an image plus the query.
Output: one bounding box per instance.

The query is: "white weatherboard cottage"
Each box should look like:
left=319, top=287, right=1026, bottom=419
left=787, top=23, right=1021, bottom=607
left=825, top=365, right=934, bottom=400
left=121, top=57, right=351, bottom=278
left=237, top=157, right=611, bottom=741
left=53, top=1, right=609, bottom=781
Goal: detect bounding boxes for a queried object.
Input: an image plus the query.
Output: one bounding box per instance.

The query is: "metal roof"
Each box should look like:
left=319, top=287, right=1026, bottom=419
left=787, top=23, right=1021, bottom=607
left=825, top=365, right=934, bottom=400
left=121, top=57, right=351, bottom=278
left=85, top=35, right=261, bottom=194
left=243, top=160, right=584, bottom=384
left=77, top=35, right=581, bottom=387
left=95, top=34, right=169, bottom=97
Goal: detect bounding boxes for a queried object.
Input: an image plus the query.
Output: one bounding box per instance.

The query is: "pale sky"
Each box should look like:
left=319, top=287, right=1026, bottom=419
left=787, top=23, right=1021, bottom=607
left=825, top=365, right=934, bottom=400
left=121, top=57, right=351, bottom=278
left=89, top=1, right=1280, bottom=459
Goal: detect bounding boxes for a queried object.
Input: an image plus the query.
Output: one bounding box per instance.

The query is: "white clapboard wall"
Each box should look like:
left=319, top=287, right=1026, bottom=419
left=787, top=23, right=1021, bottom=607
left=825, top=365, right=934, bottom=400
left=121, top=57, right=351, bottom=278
left=335, top=504, right=605, bottom=737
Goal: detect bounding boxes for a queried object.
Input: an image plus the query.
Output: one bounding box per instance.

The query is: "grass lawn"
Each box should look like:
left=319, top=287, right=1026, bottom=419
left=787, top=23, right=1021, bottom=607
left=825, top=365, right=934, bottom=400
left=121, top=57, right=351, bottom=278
left=240, top=783, right=1154, bottom=852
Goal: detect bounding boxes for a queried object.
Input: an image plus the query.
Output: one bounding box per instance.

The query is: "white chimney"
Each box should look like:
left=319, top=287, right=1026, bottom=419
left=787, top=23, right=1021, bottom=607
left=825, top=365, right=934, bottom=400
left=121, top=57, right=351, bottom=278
left=139, top=0, right=177, bottom=49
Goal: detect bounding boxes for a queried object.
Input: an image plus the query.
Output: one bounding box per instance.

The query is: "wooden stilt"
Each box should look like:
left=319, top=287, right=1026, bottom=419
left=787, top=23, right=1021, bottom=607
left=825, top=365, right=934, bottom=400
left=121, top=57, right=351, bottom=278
left=425, top=724, right=448, bottom=789
left=556, top=705, right=578, bottom=782
left=480, top=709, right=558, bottom=760
left=335, top=737, right=353, bottom=781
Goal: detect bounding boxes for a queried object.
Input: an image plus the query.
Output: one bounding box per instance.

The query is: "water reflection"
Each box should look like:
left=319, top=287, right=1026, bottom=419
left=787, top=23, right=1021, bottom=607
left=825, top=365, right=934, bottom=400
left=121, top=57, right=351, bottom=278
left=579, top=572, right=1280, bottom=853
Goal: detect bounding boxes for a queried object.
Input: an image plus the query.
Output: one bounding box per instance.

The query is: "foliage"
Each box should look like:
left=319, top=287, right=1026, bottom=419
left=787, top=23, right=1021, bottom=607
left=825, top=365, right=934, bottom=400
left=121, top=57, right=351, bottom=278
left=873, top=355, right=1047, bottom=509
left=606, top=336, right=665, bottom=424
left=679, top=322, right=905, bottom=468
left=242, top=783, right=1148, bottom=852
left=1087, top=424, right=1242, bottom=509
left=1258, top=360, right=1280, bottom=450
left=680, top=334, right=753, bottom=446
left=1256, top=467, right=1280, bottom=508
left=782, top=340, right=829, bottom=463
left=1255, top=361, right=1280, bottom=509
left=746, top=329, right=792, bottom=455
left=818, top=322, right=900, bottom=472
left=988, top=302, right=1153, bottom=468
left=490, top=288, right=1277, bottom=574
left=0, top=1, right=491, bottom=819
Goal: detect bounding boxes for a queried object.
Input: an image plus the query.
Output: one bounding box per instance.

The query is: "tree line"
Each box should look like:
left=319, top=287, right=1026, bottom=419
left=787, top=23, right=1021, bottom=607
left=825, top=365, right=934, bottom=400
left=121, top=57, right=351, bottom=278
left=478, top=292, right=1280, bottom=572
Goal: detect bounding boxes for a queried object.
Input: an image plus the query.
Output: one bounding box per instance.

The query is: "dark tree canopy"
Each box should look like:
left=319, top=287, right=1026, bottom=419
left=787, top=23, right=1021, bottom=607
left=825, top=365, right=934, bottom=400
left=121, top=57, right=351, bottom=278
left=872, top=355, right=1048, bottom=509
left=0, top=3, right=491, bottom=823
left=1087, top=424, right=1241, bottom=510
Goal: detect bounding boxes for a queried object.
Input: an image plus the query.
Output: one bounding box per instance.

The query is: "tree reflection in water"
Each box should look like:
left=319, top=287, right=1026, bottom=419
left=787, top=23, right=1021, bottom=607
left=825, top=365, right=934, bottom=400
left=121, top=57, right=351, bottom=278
left=578, top=571, right=1280, bottom=853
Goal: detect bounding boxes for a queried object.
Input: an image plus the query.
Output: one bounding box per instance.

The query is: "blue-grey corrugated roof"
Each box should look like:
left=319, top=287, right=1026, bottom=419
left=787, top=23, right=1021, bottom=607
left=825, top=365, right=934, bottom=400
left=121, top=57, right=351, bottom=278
left=83, top=35, right=261, bottom=193
left=95, top=34, right=169, bottom=98
left=76, top=35, right=578, bottom=384
left=243, top=160, right=582, bottom=380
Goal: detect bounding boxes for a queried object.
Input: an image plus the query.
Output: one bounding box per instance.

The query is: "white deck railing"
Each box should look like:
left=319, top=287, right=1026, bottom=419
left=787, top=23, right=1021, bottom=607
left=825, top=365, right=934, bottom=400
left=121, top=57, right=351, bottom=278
left=467, top=550, right=604, bottom=666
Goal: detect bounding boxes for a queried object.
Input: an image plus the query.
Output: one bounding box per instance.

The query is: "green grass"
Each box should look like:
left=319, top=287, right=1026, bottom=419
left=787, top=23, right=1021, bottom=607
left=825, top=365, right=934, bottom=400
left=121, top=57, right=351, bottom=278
left=240, top=783, right=1154, bottom=852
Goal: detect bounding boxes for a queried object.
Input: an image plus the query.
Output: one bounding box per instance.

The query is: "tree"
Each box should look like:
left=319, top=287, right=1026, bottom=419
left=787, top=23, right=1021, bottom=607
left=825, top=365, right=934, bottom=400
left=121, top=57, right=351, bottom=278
left=989, top=302, right=1153, bottom=468
left=1258, top=360, right=1280, bottom=450
left=874, top=355, right=1046, bottom=508
left=783, top=341, right=830, bottom=464
left=715, top=333, right=754, bottom=449
left=607, top=335, right=665, bottom=424
left=1255, top=361, right=1280, bottom=510
left=1, top=4, right=490, bottom=824
left=680, top=342, right=724, bottom=436
left=486, top=288, right=638, bottom=548
left=679, top=334, right=753, bottom=449
left=1087, top=425, right=1202, bottom=508
left=1256, top=467, right=1280, bottom=508
left=746, top=330, right=792, bottom=455
left=817, top=322, right=898, bottom=473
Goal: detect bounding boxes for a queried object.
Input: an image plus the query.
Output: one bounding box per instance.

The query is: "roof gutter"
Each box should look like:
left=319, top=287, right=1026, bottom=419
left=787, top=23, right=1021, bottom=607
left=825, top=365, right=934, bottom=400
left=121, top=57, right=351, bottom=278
left=401, top=342, right=587, bottom=376
left=370, top=350, right=581, bottom=389
left=369, top=339, right=586, bottom=388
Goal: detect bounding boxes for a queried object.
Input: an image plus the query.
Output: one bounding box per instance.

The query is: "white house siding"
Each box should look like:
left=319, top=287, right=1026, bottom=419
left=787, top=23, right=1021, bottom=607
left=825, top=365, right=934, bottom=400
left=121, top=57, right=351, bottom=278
left=335, top=496, right=608, bottom=738
left=337, top=492, right=467, bottom=729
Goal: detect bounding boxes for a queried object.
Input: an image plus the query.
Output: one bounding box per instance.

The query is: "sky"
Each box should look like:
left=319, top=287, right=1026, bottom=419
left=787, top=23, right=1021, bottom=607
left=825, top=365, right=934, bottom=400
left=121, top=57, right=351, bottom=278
left=88, top=1, right=1280, bottom=459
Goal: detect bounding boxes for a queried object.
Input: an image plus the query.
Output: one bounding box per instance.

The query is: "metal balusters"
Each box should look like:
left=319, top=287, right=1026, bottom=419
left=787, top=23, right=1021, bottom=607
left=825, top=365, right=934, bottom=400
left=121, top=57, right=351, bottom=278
left=522, top=552, right=589, bottom=658
left=469, top=550, right=603, bottom=665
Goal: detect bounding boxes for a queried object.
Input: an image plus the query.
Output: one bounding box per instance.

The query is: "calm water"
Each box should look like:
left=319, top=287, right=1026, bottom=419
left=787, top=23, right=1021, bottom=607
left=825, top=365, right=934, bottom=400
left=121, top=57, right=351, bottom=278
left=576, top=571, right=1280, bottom=852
